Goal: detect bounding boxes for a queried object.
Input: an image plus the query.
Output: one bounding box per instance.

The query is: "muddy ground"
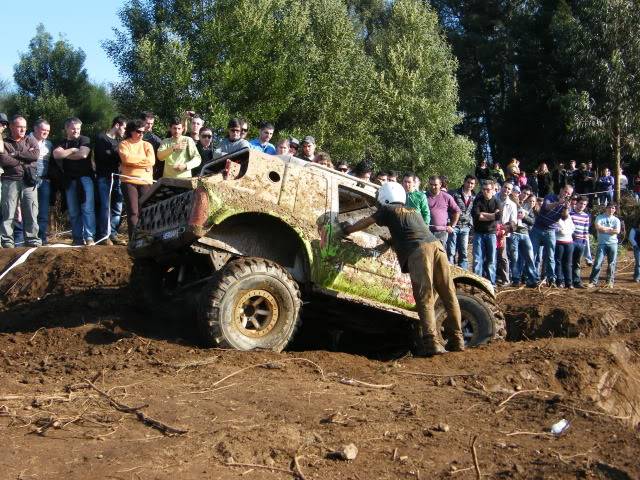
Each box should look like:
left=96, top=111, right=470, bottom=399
left=0, top=247, right=639, bottom=480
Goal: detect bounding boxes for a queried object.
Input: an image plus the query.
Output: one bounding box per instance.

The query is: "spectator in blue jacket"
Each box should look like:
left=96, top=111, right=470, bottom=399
left=597, top=167, right=614, bottom=206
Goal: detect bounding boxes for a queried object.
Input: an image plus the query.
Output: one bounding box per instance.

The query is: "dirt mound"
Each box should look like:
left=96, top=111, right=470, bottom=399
left=0, top=247, right=131, bottom=305
left=498, top=286, right=640, bottom=341
left=1, top=247, right=640, bottom=478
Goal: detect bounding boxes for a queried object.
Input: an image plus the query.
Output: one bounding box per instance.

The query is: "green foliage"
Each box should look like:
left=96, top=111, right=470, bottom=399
left=105, top=0, right=470, bottom=180
left=5, top=91, right=73, bottom=140
left=14, top=24, right=89, bottom=104
left=370, top=0, right=473, bottom=184
left=8, top=24, right=116, bottom=141
left=551, top=0, right=640, bottom=201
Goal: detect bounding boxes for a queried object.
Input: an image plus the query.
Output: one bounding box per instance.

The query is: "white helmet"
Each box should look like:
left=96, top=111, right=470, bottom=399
left=377, top=182, right=406, bottom=205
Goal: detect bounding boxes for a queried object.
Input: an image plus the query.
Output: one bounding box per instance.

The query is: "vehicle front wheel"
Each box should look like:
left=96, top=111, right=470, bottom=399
left=197, top=257, right=302, bottom=352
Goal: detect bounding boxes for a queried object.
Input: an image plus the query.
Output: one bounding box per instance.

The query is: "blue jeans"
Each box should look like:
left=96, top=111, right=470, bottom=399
left=446, top=226, right=470, bottom=269
left=589, top=243, right=618, bottom=284
left=572, top=242, right=587, bottom=286
left=96, top=175, right=123, bottom=240
left=37, top=179, right=51, bottom=244
left=555, top=242, right=574, bottom=287
left=473, top=232, right=497, bottom=285
left=65, top=176, right=96, bottom=244
left=510, top=232, right=536, bottom=285
left=530, top=227, right=555, bottom=283
left=584, top=239, right=593, bottom=262
left=634, top=246, right=640, bottom=281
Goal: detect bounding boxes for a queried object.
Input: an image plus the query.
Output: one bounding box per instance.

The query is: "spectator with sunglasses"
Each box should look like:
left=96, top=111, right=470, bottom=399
left=118, top=119, right=155, bottom=238
left=239, top=119, right=250, bottom=139
left=288, top=137, right=299, bottom=156
left=336, top=162, right=349, bottom=174
left=197, top=127, right=215, bottom=164
left=214, top=118, right=251, bottom=158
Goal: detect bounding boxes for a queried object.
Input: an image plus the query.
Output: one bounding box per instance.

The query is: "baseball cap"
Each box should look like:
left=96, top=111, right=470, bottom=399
left=0, top=113, right=8, bottom=126
left=302, top=135, right=315, bottom=145
left=288, top=136, right=299, bottom=147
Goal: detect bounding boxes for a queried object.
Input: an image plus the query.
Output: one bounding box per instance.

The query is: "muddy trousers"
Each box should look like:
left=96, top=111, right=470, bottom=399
left=407, top=242, right=463, bottom=345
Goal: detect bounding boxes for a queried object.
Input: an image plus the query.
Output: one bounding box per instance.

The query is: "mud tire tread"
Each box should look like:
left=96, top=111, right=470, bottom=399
left=456, top=283, right=506, bottom=342
left=197, top=257, right=302, bottom=352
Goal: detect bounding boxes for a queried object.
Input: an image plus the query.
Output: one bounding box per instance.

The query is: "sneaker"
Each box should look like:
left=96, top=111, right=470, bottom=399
left=607, top=282, right=614, bottom=289
left=101, top=238, right=114, bottom=246
left=586, top=282, right=597, bottom=288
left=567, top=285, right=574, bottom=289
left=85, top=239, right=96, bottom=246
left=586, top=260, right=593, bottom=266
left=574, top=283, right=586, bottom=289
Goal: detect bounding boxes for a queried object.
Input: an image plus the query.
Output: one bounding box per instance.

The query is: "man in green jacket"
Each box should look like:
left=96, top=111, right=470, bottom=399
left=402, top=172, right=430, bottom=225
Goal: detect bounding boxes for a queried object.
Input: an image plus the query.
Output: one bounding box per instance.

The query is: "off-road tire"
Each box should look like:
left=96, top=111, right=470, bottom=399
left=436, top=283, right=506, bottom=347
left=197, top=257, right=302, bottom=351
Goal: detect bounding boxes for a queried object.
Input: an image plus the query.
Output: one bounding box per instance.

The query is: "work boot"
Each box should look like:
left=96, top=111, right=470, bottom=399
left=446, top=335, right=465, bottom=352
left=421, top=336, right=446, bottom=357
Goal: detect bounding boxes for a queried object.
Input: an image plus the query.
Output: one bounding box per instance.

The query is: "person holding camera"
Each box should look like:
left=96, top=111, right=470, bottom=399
left=529, top=184, right=574, bottom=286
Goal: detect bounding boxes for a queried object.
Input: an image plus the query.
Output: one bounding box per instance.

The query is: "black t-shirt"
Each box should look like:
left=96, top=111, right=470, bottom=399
left=471, top=195, right=502, bottom=234
left=372, top=204, right=438, bottom=272
left=197, top=142, right=214, bottom=165
left=94, top=133, right=120, bottom=176
left=57, top=135, right=93, bottom=178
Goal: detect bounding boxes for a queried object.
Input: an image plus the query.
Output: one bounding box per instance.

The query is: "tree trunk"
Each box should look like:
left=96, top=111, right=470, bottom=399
left=614, top=121, right=621, bottom=205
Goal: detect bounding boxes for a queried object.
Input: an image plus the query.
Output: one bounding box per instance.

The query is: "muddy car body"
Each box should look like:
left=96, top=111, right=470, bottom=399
left=129, top=148, right=505, bottom=351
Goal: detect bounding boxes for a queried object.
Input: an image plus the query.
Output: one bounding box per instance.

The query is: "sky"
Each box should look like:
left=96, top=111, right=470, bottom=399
left=2, top=1, right=125, bottom=89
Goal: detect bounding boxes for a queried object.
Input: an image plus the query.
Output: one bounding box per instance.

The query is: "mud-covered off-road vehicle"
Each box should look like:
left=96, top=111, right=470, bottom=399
left=129, top=148, right=505, bottom=352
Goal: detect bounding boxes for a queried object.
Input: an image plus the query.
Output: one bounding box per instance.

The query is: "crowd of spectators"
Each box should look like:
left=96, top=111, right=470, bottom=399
left=0, top=110, right=638, bottom=289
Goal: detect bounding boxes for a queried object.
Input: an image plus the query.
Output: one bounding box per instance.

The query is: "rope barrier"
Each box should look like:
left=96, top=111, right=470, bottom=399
left=1, top=172, right=156, bottom=282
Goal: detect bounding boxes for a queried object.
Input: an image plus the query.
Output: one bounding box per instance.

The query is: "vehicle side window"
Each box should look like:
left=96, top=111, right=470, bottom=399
left=337, top=185, right=388, bottom=240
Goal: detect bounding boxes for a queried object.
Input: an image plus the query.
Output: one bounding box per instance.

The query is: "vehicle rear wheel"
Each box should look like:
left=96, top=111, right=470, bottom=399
left=435, top=284, right=506, bottom=347
left=197, top=257, right=302, bottom=351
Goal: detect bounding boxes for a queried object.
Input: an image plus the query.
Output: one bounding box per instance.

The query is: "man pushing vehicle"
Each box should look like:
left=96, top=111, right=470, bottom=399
left=341, top=182, right=464, bottom=356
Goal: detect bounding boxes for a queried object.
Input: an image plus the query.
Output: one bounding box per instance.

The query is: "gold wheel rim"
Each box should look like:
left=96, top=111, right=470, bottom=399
left=233, top=289, right=280, bottom=338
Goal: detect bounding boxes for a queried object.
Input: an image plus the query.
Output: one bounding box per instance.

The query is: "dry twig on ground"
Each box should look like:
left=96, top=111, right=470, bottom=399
left=226, top=461, right=296, bottom=477
left=211, top=358, right=326, bottom=388
left=83, top=380, right=188, bottom=436
left=398, top=371, right=477, bottom=378
left=471, top=435, right=482, bottom=480
left=339, top=378, right=394, bottom=389
left=495, top=389, right=562, bottom=413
